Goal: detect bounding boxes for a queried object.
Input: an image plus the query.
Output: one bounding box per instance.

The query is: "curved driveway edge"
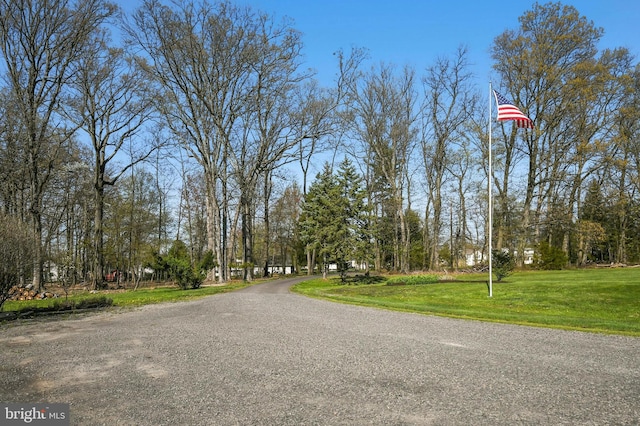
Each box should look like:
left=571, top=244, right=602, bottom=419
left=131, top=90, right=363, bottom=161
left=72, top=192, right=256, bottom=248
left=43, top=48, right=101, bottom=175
left=1, top=278, right=639, bottom=425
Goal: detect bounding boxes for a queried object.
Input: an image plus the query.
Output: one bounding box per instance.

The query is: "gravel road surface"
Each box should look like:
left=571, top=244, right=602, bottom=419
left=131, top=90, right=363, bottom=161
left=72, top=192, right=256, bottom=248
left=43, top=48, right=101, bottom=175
left=1, top=277, right=639, bottom=425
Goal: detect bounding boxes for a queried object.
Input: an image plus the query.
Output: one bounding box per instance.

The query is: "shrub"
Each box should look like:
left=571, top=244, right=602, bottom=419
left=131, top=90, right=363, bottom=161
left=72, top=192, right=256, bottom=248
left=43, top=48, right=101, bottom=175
left=348, top=273, right=386, bottom=285
left=158, top=240, right=206, bottom=289
left=534, top=242, right=568, bottom=270
left=165, top=256, right=204, bottom=289
left=199, top=250, right=216, bottom=272
left=492, top=249, right=515, bottom=282
left=386, top=274, right=439, bottom=286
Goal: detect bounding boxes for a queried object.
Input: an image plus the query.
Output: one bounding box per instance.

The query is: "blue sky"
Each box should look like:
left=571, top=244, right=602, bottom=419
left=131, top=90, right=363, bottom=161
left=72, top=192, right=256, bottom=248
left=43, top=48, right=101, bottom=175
left=109, top=1, right=640, bottom=202
left=228, top=0, right=640, bottom=180
left=116, top=0, right=640, bottom=88
left=236, top=0, right=640, bottom=87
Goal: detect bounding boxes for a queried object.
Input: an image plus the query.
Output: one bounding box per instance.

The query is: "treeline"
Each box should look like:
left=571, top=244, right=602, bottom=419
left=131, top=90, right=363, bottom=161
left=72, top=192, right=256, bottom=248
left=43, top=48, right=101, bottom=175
left=1, top=1, right=639, bottom=292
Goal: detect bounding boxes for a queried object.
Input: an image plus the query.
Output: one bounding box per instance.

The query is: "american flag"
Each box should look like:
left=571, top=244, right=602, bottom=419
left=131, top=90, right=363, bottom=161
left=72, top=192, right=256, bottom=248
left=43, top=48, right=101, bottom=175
left=493, top=90, right=533, bottom=129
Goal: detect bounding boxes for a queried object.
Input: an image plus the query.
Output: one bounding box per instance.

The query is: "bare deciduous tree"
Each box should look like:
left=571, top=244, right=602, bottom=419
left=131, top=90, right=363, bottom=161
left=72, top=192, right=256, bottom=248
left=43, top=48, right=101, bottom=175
left=65, top=28, right=155, bottom=289
left=421, top=46, right=477, bottom=269
left=126, top=0, right=261, bottom=282
left=0, top=0, right=117, bottom=289
left=492, top=3, right=606, bottom=265
left=347, top=63, right=418, bottom=273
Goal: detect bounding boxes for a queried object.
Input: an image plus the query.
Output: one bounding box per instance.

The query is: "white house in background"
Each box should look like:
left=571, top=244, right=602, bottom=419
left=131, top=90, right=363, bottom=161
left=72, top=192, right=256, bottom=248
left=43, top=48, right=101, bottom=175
left=464, top=248, right=535, bottom=266
left=518, top=248, right=535, bottom=265
left=465, top=249, right=486, bottom=266
left=255, top=266, right=294, bottom=275
left=44, top=261, right=59, bottom=281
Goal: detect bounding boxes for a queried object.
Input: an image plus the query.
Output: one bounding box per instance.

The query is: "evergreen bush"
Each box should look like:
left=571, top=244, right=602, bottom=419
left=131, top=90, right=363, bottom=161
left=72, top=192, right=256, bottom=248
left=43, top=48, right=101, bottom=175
left=534, top=242, right=568, bottom=270
left=492, top=249, right=515, bottom=281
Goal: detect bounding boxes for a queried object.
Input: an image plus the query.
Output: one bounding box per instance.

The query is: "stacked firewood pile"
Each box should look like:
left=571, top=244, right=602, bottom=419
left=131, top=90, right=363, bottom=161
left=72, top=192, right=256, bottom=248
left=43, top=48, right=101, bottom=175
left=7, top=285, right=58, bottom=301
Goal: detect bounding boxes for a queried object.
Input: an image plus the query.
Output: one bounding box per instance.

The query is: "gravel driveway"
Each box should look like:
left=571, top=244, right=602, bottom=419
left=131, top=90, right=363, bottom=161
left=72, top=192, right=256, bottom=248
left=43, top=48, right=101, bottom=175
left=1, top=277, right=639, bottom=425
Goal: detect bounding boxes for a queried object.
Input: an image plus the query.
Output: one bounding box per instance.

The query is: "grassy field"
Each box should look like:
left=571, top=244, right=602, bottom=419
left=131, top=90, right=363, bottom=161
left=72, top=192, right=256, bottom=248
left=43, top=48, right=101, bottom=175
left=291, top=268, right=640, bottom=336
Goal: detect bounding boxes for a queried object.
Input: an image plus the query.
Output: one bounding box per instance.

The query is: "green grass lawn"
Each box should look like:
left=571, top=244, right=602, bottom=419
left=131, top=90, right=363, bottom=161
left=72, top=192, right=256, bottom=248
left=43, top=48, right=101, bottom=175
left=292, top=269, right=640, bottom=336
left=2, top=281, right=251, bottom=314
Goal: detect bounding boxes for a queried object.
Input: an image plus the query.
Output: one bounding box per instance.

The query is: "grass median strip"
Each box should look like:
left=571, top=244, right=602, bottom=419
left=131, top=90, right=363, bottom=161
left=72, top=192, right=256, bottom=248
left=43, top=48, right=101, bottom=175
left=291, top=269, right=640, bottom=336
left=2, top=281, right=252, bottom=317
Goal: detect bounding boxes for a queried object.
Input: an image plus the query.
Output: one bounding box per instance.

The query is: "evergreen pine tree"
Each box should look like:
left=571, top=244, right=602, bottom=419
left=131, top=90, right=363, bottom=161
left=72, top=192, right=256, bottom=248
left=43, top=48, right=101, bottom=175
left=299, top=159, right=369, bottom=281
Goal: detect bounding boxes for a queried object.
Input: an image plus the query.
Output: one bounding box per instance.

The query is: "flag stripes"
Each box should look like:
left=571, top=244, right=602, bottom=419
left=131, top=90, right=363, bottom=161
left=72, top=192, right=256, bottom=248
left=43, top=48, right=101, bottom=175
left=493, top=90, right=533, bottom=129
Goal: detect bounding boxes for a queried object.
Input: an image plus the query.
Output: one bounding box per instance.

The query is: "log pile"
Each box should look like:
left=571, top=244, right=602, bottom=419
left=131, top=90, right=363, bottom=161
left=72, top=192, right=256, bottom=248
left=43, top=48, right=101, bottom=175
left=7, top=285, right=58, bottom=301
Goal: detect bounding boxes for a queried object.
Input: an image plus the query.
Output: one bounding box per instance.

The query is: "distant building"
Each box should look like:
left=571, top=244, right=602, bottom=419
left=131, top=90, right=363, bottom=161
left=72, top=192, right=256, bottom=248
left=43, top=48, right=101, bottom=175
left=518, top=248, right=535, bottom=265
left=464, top=248, right=535, bottom=266
left=465, top=249, right=486, bottom=266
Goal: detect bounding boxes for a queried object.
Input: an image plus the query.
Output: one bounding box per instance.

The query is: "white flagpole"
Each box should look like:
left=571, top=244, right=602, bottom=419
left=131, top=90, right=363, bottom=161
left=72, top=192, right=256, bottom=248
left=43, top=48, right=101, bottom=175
left=488, top=82, right=493, bottom=298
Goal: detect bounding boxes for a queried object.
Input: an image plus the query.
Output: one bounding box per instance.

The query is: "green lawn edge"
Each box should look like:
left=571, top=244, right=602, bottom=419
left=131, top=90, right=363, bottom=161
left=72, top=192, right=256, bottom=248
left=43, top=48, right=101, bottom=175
left=291, top=269, right=640, bottom=337
left=2, top=281, right=253, bottom=315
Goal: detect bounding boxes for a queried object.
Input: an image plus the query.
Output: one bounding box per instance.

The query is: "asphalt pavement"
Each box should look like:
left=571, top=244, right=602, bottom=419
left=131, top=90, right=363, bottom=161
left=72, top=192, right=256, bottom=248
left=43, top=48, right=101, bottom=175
left=1, top=277, right=638, bottom=425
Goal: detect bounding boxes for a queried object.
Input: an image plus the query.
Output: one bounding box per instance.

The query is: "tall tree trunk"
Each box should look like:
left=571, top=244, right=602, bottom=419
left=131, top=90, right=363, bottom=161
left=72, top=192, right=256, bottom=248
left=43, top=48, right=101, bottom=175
left=263, top=172, right=272, bottom=277
left=204, top=171, right=223, bottom=282
left=422, top=201, right=431, bottom=270
left=430, top=190, right=442, bottom=269
left=617, top=162, right=628, bottom=263
left=241, top=193, right=254, bottom=282
left=93, top=176, right=105, bottom=290
left=30, top=205, right=43, bottom=291
left=457, top=178, right=468, bottom=268
left=321, top=252, right=328, bottom=279
left=221, top=146, right=229, bottom=282
left=397, top=199, right=409, bottom=273
left=306, top=247, right=313, bottom=276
